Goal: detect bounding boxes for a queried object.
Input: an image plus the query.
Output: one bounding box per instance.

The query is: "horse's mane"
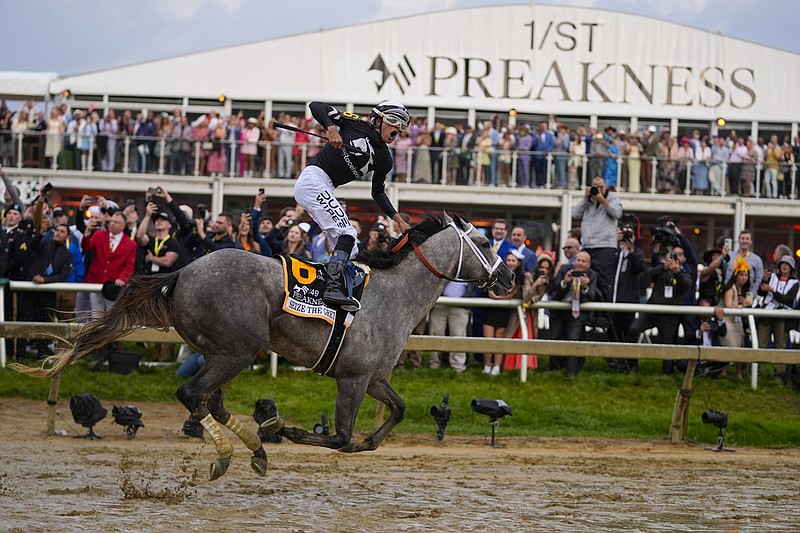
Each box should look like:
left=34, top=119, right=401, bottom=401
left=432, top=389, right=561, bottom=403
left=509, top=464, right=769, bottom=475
left=355, top=216, right=447, bottom=269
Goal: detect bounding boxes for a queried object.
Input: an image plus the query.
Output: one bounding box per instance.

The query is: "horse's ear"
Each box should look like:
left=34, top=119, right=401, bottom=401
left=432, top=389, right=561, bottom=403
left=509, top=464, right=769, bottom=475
left=452, top=213, right=468, bottom=230
left=442, top=210, right=453, bottom=225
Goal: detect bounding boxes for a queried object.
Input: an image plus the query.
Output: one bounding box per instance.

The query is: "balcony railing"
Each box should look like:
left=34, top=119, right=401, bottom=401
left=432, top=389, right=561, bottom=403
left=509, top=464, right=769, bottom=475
left=2, top=129, right=797, bottom=199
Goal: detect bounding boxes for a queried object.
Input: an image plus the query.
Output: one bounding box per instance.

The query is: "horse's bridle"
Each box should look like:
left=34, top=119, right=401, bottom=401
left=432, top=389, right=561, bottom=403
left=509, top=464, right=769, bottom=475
left=395, top=220, right=504, bottom=289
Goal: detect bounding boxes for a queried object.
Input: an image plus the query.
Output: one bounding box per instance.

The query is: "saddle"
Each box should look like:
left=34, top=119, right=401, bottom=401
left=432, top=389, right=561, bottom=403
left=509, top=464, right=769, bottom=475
left=279, top=255, right=369, bottom=375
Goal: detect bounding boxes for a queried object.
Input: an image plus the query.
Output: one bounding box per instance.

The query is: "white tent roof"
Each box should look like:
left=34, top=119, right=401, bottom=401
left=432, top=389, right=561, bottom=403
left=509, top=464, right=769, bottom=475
left=0, top=71, right=58, bottom=98
left=38, top=5, right=800, bottom=121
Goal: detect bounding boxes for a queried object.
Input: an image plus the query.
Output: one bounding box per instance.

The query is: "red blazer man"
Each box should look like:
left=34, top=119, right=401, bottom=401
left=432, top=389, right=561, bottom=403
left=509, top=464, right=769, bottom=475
left=82, top=211, right=136, bottom=310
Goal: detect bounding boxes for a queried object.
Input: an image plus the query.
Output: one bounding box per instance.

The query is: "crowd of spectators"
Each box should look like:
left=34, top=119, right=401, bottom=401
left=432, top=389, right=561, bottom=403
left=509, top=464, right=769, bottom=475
left=0, top=161, right=798, bottom=383
left=2, top=98, right=798, bottom=198
left=395, top=194, right=800, bottom=382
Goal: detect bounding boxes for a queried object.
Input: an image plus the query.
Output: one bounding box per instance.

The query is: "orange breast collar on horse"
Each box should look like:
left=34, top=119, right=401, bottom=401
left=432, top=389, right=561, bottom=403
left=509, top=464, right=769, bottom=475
left=280, top=255, right=370, bottom=375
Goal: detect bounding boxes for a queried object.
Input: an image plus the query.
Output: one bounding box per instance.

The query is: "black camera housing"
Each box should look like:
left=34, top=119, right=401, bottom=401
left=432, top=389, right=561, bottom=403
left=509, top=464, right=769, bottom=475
left=471, top=399, right=512, bottom=421
left=702, top=409, right=728, bottom=429
left=197, top=203, right=207, bottom=220
left=589, top=185, right=600, bottom=197
left=652, top=225, right=679, bottom=248
left=430, top=394, right=452, bottom=441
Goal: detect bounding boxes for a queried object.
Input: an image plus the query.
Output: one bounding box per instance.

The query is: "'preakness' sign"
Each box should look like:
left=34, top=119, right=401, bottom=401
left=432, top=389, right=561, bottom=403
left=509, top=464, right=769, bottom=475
left=54, top=5, right=799, bottom=122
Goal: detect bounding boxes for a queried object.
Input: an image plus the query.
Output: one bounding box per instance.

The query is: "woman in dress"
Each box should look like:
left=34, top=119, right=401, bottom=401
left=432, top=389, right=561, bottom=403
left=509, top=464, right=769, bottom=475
left=657, top=136, right=678, bottom=193
left=498, top=130, right=514, bottom=187
left=740, top=138, right=758, bottom=197
left=476, top=129, right=493, bottom=186
left=241, top=117, right=260, bottom=177
left=692, top=138, right=711, bottom=194
left=623, top=134, right=642, bottom=193
left=206, top=119, right=227, bottom=177
left=192, top=119, right=210, bottom=176
left=413, top=129, right=432, bottom=183
left=154, top=114, right=172, bottom=174
left=504, top=254, right=554, bottom=371
left=567, top=131, right=585, bottom=190
left=391, top=130, right=412, bottom=182
left=481, top=250, right=525, bottom=375
left=720, top=256, right=753, bottom=379
left=78, top=112, right=97, bottom=171
left=443, top=126, right=459, bottom=185
left=44, top=108, right=64, bottom=168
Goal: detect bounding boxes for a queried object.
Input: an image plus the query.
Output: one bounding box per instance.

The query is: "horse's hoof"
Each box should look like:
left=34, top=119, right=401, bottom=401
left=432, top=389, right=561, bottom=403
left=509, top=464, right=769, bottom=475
left=209, top=457, right=231, bottom=481
left=260, top=417, right=284, bottom=434
left=338, top=439, right=358, bottom=453
left=251, top=455, right=268, bottom=476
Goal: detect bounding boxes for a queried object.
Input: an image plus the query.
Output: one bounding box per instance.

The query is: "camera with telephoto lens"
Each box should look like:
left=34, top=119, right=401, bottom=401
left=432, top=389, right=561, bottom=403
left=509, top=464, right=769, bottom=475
left=589, top=185, right=600, bottom=197
left=652, top=216, right=679, bottom=248
left=701, top=409, right=728, bottom=429
left=376, top=230, right=390, bottom=244
left=197, top=204, right=207, bottom=220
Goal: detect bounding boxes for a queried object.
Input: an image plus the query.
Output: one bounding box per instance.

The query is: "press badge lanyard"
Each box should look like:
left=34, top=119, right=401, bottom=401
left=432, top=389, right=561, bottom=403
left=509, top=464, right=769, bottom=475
left=153, top=235, right=170, bottom=257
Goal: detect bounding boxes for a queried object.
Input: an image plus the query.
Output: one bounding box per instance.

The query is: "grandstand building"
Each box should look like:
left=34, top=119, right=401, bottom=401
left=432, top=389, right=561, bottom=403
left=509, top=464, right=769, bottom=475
left=1, top=4, right=799, bottom=257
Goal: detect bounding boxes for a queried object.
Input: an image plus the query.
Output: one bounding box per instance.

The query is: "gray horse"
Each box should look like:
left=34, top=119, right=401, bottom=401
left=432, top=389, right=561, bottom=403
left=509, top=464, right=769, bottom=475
left=13, top=213, right=514, bottom=480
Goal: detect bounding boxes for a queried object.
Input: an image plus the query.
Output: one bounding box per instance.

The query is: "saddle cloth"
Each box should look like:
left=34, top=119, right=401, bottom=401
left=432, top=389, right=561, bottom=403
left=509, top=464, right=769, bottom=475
left=279, top=254, right=369, bottom=328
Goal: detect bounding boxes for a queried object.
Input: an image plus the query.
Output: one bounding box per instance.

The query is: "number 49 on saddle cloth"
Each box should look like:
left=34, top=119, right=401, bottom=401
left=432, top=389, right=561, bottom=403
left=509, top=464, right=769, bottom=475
left=280, top=255, right=370, bottom=375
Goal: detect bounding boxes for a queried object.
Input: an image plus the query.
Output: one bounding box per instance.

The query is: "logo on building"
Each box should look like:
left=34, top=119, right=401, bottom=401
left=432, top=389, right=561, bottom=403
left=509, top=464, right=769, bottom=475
left=368, top=54, right=416, bottom=94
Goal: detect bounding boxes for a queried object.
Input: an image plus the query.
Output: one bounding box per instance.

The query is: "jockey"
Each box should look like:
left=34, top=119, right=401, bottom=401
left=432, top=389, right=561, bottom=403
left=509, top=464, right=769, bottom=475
left=294, top=101, right=411, bottom=311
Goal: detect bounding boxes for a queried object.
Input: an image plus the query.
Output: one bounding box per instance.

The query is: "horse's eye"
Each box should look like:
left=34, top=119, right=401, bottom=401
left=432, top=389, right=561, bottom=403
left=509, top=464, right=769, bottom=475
left=481, top=242, right=490, bottom=250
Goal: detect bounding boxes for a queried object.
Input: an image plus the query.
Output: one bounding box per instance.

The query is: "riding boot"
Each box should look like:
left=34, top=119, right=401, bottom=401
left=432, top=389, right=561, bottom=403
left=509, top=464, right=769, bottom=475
left=323, top=250, right=361, bottom=312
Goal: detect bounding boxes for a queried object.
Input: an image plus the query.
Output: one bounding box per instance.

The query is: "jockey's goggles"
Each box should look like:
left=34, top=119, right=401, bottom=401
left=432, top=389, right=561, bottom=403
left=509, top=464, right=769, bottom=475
left=376, top=111, right=408, bottom=131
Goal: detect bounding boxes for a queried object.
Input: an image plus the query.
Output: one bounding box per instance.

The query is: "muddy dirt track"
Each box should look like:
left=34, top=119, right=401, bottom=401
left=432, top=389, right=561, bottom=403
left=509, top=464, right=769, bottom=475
left=0, top=398, right=798, bottom=532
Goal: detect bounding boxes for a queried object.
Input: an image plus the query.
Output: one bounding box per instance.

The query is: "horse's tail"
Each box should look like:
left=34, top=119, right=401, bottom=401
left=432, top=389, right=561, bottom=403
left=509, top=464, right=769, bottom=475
left=10, top=271, right=181, bottom=379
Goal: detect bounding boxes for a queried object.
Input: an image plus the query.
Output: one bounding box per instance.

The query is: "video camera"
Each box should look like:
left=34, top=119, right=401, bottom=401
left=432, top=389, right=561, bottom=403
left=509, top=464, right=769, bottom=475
left=652, top=215, right=679, bottom=248
left=430, top=394, right=452, bottom=442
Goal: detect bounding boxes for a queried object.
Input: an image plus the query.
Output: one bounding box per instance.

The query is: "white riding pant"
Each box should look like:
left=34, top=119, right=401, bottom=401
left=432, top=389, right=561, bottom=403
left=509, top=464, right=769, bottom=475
left=294, top=165, right=359, bottom=259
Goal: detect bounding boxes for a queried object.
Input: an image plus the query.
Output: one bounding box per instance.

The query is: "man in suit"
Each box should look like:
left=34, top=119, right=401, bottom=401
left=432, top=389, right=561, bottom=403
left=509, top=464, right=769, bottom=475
left=456, top=125, right=476, bottom=185
left=510, top=225, right=537, bottom=273
left=82, top=210, right=137, bottom=315
left=430, top=122, right=446, bottom=183
left=547, top=251, right=599, bottom=377
left=489, top=218, right=514, bottom=259
left=532, top=121, right=555, bottom=187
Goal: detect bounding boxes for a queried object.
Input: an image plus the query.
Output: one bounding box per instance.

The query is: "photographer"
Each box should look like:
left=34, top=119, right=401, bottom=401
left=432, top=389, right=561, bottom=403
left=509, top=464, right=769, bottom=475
left=571, top=176, right=622, bottom=301
left=652, top=216, right=699, bottom=348
left=365, top=220, right=391, bottom=251
left=249, top=190, right=273, bottom=257
left=149, top=186, right=203, bottom=267
left=548, top=251, right=600, bottom=377
left=695, top=298, right=728, bottom=378
left=608, top=220, right=647, bottom=373
left=627, top=248, right=691, bottom=374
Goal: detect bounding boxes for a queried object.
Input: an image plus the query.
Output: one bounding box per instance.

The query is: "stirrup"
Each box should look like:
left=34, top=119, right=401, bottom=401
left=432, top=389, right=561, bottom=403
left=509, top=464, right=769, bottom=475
left=340, top=299, right=361, bottom=313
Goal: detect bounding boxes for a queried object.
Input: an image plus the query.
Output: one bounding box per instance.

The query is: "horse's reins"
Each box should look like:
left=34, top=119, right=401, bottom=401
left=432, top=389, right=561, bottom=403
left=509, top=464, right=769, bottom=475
left=391, top=220, right=503, bottom=288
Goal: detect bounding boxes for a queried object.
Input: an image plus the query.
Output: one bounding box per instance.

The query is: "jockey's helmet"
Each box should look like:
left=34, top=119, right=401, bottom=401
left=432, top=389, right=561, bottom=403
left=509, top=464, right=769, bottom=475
left=370, top=101, right=409, bottom=131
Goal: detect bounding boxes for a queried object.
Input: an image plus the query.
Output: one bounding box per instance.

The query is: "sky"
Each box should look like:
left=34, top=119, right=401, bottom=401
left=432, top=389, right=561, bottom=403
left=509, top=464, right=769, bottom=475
left=4, top=0, right=799, bottom=75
